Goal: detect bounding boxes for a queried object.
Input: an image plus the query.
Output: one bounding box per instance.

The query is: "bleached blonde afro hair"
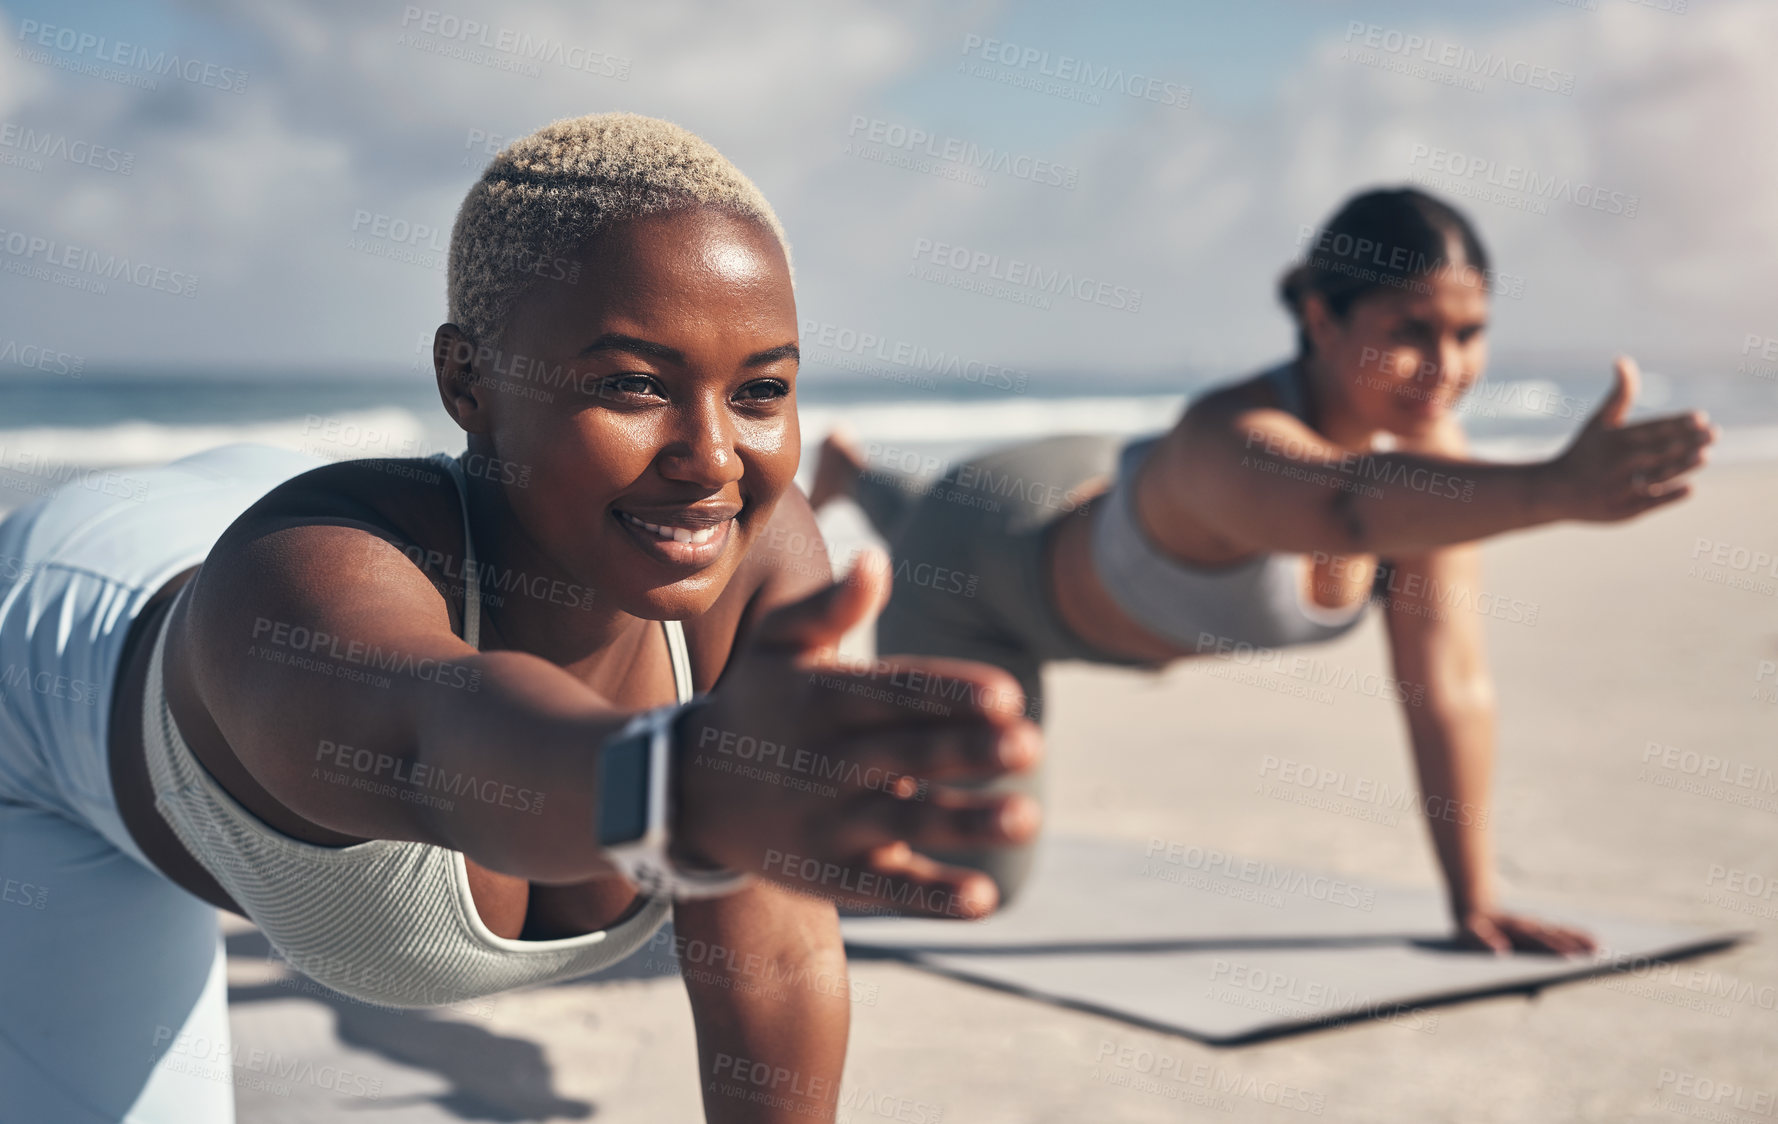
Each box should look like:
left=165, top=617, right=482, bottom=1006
left=447, top=112, right=792, bottom=348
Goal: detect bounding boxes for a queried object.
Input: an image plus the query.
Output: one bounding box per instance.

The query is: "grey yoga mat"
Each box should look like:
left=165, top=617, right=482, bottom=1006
left=839, top=835, right=1750, bottom=1044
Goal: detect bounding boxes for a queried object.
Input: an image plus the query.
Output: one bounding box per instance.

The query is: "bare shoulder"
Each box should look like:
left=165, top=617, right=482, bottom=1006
left=1176, top=367, right=1301, bottom=440
left=181, top=456, right=470, bottom=672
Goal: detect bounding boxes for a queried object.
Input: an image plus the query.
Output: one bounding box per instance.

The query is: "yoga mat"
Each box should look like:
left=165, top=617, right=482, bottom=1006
left=840, top=835, right=1750, bottom=1044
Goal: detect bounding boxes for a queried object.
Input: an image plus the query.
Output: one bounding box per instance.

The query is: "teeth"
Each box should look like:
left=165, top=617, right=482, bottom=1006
left=619, top=511, right=722, bottom=546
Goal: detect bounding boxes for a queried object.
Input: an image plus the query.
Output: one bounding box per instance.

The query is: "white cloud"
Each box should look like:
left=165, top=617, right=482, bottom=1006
left=0, top=0, right=1769, bottom=380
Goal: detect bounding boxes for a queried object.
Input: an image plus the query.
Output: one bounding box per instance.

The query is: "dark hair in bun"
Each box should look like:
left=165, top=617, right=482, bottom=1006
left=1281, top=187, right=1489, bottom=356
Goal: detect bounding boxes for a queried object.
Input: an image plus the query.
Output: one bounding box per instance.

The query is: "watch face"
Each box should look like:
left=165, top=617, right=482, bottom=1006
left=598, top=731, right=651, bottom=847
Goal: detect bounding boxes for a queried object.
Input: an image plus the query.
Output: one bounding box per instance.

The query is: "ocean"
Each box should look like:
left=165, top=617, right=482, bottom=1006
left=0, top=361, right=1773, bottom=518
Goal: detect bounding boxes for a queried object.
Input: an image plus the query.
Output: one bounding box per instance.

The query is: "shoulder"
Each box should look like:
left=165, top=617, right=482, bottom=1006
left=1179, top=361, right=1299, bottom=431
left=222, top=456, right=461, bottom=547
left=196, top=455, right=470, bottom=630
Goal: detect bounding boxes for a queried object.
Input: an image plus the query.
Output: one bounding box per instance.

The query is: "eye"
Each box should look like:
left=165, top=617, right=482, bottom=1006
left=1457, top=325, right=1486, bottom=345
left=598, top=373, right=664, bottom=400
left=734, top=378, right=790, bottom=403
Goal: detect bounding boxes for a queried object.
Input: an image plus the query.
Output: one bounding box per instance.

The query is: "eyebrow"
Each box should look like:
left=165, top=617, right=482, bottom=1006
left=577, top=333, right=799, bottom=368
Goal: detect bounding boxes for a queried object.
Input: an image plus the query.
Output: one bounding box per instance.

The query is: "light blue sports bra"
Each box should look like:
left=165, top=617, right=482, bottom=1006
left=1089, top=362, right=1381, bottom=651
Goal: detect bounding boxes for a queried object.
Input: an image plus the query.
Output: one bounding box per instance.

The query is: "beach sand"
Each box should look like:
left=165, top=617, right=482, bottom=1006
left=222, top=459, right=1776, bottom=1122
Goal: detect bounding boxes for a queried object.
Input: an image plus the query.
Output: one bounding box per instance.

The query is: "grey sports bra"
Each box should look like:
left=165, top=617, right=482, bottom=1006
left=1089, top=362, right=1384, bottom=652
left=142, top=451, right=679, bottom=1007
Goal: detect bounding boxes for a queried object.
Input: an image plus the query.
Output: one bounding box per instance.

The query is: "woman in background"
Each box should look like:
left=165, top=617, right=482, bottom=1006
left=811, top=187, right=1714, bottom=953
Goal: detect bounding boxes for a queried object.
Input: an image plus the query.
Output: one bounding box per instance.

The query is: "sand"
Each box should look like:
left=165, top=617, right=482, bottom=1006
left=220, top=459, right=1776, bottom=1122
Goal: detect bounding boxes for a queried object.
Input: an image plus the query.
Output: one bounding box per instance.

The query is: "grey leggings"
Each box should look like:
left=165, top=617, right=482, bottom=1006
left=854, top=434, right=1160, bottom=903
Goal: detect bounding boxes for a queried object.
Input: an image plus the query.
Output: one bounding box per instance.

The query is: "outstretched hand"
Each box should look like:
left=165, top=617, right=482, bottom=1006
left=672, top=548, right=1043, bottom=920
left=1549, top=356, right=1716, bottom=521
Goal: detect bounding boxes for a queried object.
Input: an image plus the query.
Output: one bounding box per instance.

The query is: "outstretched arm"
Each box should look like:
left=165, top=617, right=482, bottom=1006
left=1171, top=357, right=1712, bottom=557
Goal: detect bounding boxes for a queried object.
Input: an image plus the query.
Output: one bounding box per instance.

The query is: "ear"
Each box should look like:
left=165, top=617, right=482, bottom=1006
left=433, top=323, right=490, bottom=435
left=1299, top=291, right=1343, bottom=356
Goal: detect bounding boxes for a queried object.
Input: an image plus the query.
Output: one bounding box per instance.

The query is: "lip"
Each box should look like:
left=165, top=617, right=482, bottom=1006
left=611, top=503, right=739, bottom=568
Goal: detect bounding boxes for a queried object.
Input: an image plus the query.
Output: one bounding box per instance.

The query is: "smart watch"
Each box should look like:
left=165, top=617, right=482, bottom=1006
left=596, top=697, right=752, bottom=899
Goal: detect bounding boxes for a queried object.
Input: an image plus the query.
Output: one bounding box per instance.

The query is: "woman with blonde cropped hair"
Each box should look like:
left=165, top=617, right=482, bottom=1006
left=0, top=112, right=1039, bottom=1123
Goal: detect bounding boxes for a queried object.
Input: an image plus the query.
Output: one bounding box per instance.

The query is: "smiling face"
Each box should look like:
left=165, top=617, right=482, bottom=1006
left=440, top=205, right=799, bottom=622
left=1302, top=264, right=1491, bottom=439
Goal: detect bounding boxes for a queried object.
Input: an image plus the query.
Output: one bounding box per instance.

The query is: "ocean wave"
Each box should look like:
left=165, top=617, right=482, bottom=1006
left=0, top=408, right=435, bottom=468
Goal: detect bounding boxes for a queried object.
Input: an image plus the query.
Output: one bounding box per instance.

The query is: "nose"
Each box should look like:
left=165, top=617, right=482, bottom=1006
left=1432, top=336, right=1467, bottom=393
left=657, top=395, right=744, bottom=491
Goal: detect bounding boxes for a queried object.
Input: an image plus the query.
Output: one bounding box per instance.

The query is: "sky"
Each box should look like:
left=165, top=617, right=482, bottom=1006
left=0, top=0, right=1773, bottom=385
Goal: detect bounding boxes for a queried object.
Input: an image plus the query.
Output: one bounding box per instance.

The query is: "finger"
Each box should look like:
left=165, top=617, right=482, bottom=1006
left=833, top=719, right=1042, bottom=784
left=807, top=654, right=1032, bottom=725
left=753, top=547, right=890, bottom=657
left=828, top=785, right=1041, bottom=857
left=1588, top=356, right=1639, bottom=430
left=1620, top=411, right=1713, bottom=447
left=1537, top=926, right=1594, bottom=957
left=772, top=839, right=1001, bottom=919
left=1457, top=917, right=1511, bottom=955
left=1621, top=482, right=1693, bottom=517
